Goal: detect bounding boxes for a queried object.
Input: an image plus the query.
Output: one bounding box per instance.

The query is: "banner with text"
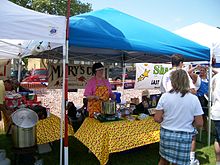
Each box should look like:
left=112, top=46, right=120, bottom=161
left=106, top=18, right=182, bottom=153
left=134, top=63, right=172, bottom=89
left=48, top=64, right=108, bottom=89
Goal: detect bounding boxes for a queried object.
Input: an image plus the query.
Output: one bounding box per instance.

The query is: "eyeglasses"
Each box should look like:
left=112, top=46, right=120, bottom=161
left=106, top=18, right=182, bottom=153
left=96, top=69, right=104, bottom=71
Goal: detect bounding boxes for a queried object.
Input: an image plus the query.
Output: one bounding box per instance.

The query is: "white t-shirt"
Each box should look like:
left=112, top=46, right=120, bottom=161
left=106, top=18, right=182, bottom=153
left=211, top=73, right=220, bottom=120
left=194, top=76, right=201, bottom=91
left=156, top=92, right=203, bottom=132
left=160, top=68, right=195, bottom=93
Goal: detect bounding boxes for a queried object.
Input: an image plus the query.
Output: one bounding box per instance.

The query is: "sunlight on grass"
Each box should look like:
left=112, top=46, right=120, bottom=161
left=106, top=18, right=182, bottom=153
left=0, top=121, right=217, bottom=165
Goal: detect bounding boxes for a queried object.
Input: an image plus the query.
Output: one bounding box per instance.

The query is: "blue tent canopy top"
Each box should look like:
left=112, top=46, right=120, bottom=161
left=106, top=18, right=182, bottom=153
left=41, top=8, right=210, bottom=63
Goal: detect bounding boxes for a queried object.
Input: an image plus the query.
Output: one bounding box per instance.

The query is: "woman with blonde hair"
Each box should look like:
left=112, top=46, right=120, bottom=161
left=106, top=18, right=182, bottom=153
left=154, top=69, right=203, bottom=165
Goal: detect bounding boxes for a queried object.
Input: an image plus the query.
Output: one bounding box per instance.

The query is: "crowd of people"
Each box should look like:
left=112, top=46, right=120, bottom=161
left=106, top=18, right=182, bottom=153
left=65, top=59, right=219, bottom=165
left=154, top=54, right=219, bottom=165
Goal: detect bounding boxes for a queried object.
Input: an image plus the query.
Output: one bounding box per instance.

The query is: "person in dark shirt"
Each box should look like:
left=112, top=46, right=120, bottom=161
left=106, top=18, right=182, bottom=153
left=67, top=102, right=78, bottom=120
left=67, top=101, right=86, bottom=131
left=77, top=98, right=88, bottom=119
left=133, top=89, right=150, bottom=115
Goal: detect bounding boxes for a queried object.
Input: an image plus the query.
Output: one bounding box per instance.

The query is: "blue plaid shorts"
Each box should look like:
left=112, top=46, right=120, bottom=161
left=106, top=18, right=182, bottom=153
left=159, top=127, right=194, bottom=165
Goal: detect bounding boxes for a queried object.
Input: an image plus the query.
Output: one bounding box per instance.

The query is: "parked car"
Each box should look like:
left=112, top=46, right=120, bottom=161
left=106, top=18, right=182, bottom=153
left=109, top=67, right=136, bottom=81
left=22, top=68, right=48, bottom=82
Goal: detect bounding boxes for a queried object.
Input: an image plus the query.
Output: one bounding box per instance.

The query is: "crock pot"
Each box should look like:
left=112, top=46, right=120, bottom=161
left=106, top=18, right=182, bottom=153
left=101, top=100, right=116, bottom=115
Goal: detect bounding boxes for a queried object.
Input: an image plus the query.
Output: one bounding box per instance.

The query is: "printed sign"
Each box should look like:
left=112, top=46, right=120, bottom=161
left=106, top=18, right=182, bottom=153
left=134, top=63, right=172, bottom=89
left=48, top=64, right=108, bottom=89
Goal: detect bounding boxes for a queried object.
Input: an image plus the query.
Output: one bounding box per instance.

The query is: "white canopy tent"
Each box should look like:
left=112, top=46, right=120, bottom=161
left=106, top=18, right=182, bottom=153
left=0, top=0, right=66, bottom=43
left=175, top=22, right=220, bottom=64
left=0, top=39, right=62, bottom=59
left=0, top=0, right=67, bottom=164
left=0, top=0, right=65, bottom=59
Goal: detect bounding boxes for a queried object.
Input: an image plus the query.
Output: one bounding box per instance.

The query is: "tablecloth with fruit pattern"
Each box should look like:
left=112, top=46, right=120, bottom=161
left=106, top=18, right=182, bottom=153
left=74, top=117, right=160, bottom=165
left=36, top=114, right=74, bottom=144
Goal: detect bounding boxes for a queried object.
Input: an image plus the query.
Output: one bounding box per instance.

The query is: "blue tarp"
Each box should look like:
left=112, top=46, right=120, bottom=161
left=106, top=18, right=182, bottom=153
left=67, top=8, right=210, bottom=63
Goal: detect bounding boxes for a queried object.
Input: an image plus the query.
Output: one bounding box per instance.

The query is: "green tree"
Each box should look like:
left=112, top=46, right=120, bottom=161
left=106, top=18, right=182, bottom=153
left=9, top=0, right=92, bottom=16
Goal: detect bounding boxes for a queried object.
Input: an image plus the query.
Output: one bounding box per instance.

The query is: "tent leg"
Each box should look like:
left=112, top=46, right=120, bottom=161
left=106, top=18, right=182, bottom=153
left=59, top=45, right=66, bottom=165
left=207, top=58, right=213, bottom=146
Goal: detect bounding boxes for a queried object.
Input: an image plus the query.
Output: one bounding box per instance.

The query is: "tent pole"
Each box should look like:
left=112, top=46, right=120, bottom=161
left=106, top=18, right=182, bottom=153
left=208, top=54, right=213, bottom=146
left=17, top=56, right=22, bottom=90
left=64, top=41, right=69, bottom=165
left=60, top=45, right=65, bottom=165
left=63, top=0, right=71, bottom=165
left=17, top=44, right=22, bottom=92
left=121, top=53, right=126, bottom=101
left=122, top=65, right=126, bottom=98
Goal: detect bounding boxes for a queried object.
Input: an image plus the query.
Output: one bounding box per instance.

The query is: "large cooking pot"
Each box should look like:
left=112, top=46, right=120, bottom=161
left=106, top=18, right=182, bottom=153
left=101, top=100, right=116, bottom=115
left=11, top=108, right=38, bottom=148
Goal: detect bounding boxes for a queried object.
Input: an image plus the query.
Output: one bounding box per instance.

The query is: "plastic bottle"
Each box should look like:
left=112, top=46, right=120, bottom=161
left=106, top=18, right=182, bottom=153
left=117, top=110, right=122, bottom=118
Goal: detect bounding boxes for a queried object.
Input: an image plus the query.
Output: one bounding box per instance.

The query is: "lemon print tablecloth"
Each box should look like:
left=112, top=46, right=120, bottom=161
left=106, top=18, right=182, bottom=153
left=36, top=114, right=74, bottom=144
left=74, top=117, right=160, bottom=165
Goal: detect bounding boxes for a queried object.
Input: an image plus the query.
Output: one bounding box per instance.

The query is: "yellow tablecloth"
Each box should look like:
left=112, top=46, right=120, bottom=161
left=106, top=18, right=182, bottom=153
left=2, top=111, right=74, bottom=144
left=36, top=114, right=74, bottom=144
left=74, top=117, right=160, bottom=165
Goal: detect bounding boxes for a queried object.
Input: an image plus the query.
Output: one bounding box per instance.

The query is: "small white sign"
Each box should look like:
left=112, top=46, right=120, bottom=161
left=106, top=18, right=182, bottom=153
left=134, top=63, right=172, bottom=89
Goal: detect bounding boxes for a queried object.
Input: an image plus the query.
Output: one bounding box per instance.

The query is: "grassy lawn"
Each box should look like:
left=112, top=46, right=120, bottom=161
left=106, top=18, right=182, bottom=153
left=0, top=123, right=217, bottom=165
left=0, top=131, right=216, bottom=165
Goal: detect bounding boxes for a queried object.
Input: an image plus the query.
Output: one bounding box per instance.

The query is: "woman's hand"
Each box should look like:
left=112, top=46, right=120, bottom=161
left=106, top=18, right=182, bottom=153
left=87, top=95, right=99, bottom=100
left=93, top=96, right=100, bottom=100
left=154, top=110, right=164, bottom=123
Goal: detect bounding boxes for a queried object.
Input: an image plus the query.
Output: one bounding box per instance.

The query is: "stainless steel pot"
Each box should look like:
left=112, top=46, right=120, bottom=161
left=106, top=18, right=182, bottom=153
left=101, top=100, right=116, bottom=115
left=12, top=125, right=36, bottom=148
left=11, top=108, right=38, bottom=148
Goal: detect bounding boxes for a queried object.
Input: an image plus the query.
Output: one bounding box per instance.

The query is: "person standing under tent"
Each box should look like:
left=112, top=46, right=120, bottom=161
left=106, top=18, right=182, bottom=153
left=211, top=72, right=220, bottom=165
left=160, top=54, right=195, bottom=93
left=77, top=98, right=88, bottom=119
left=0, top=79, right=14, bottom=119
left=160, top=54, right=199, bottom=165
left=133, top=89, right=150, bottom=115
left=0, top=80, right=6, bottom=120
left=154, top=69, right=203, bottom=165
left=188, top=64, right=218, bottom=131
left=84, top=63, right=116, bottom=118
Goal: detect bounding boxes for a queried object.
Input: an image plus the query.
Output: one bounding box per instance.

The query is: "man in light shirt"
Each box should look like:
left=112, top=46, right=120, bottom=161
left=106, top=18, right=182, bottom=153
left=160, top=54, right=195, bottom=93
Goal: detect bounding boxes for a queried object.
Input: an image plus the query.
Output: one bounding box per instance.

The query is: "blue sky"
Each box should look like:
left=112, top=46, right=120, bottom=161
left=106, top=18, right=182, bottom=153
left=81, top=0, right=220, bottom=31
